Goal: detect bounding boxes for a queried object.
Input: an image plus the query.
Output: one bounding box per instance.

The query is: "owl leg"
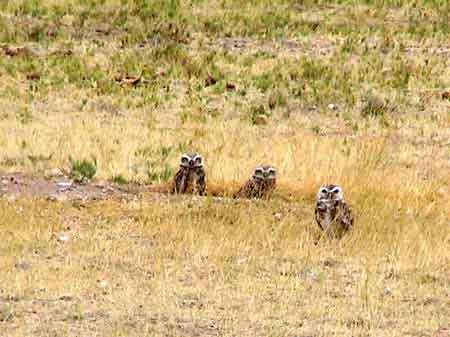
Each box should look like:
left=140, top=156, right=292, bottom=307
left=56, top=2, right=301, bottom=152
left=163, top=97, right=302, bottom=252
left=173, top=171, right=187, bottom=194
left=196, top=174, right=206, bottom=196
left=171, top=179, right=178, bottom=194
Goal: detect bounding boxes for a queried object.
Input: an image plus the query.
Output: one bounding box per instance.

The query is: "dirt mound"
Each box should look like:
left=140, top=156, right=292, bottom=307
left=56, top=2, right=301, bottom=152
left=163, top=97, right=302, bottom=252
left=0, top=173, right=148, bottom=202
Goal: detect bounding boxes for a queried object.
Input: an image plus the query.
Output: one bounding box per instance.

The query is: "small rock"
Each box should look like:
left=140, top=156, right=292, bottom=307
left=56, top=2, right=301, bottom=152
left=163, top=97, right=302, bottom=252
left=7, top=294, right=19, bottom=302
left=57, top=232, right=70, bottom=243
left=15, top=262, right=30, bottom=270
left=437, top=187, right=448, bottom=197
left=95, top=23, right=111, bottom=34
left=274, top=213, right=283, bottom=221
left=26, top=73, right=40, bottom=81
left=9, top=176, right=20, bottom=184
left=384, top=286, right=393, bottom=296
left=60, top=14, right=75, bottom=26
left=47, top=193, right=68, bottom=202
left=423, top=298, right=438, bottom=305
left=56, top=181, right=73, bottom=192
left=305, top=270, right=318, bottom=281
left=6, top=195, right=16, bottom=203
left=226, top=82, right=236, bottom=91
left=95, top=180, right=107, bottom=187
left=98, top=280, right=108, bottom=288
left=328, top=103, right=337, bottom=110
left=253, top=115, right=268, bottom=125
left=205, top=75, right=217, bottom=87
left=101, top=186, right=114, bottom=193
left=322, top=258, right=338, bottom=268
left=2, top=45, right=38, bottom=57
left=59, top=295, right=73, bottom=301
left=436, top=329, right=450, bottom=337
left=45, top=168, right=63, bottom=178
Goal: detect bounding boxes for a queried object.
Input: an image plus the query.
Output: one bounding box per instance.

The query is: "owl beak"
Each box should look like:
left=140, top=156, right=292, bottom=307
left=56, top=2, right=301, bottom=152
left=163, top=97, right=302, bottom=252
left=189, top=159, right=194, bottom=166
left=317, top=202, right=327, bottom=210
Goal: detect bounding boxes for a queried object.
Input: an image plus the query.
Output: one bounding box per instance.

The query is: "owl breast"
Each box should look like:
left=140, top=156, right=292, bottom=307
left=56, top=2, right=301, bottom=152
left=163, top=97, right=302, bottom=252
left=316, top=200, right=336, bottom=231
left=254, top=179, right=273, bottom=198
left=185, top=171, right=197, bottom=193
left=184, top=167, right=205, bottom=195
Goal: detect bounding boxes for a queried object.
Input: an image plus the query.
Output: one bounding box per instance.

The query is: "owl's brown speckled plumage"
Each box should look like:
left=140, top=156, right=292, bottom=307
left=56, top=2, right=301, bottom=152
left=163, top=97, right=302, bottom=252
left=315, top=184, right=353, bottom=238
left=172, top=153, right=206, bottom=195
left=234, top=165, right=276, bottom=199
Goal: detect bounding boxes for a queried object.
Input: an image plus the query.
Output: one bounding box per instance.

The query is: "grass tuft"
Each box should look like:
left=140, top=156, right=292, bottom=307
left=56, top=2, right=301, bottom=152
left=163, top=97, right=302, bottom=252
left=69, top=157, right=97, bottom=184
left=360, top=91, right=394, bottom=118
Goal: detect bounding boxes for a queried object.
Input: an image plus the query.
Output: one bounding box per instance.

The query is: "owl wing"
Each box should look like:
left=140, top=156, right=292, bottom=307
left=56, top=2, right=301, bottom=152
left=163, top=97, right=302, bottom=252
left=314, top=203, right=324, bottom=230
left=234, top=179, right=254, bottom=198
left=314, top=205, right=322, bottom=230
left=263, top=179, right=276, bottom=197
left=172, top=168, right=187, bottom=193
left=195, top=168, right=206, bottom=195
left=337, top=201, right=354, bottom=231
left=314, top=201, right=327, bottom=231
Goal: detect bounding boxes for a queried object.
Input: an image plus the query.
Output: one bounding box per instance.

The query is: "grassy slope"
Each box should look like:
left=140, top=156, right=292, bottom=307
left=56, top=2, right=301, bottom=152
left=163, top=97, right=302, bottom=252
left=0, top=1, right=449, bottom=336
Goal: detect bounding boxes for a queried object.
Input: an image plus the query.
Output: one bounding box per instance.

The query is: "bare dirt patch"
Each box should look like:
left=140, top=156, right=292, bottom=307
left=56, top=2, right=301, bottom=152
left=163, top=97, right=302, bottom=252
left=0, top=173, right=147, bottom=202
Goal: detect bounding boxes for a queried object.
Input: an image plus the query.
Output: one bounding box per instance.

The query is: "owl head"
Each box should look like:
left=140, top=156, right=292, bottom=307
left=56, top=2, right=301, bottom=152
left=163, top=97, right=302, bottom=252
left=180, top=153, right=203, bottom=168
left=317, top=184, right=344, bottom=201
left=252, top=165, right=276, bottom=181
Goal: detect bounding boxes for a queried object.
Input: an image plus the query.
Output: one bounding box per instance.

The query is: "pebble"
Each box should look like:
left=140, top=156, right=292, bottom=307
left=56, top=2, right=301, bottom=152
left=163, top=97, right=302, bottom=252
left=98, top=280, right=108, bottom=288
left=15, top=262, right=30, bottom=270
left=47, top=193, right=68, bottom=202
left=6, top=195, right=16, bottom=203
left=56, top=181, right=73, bottom=192
left=253, top=115, right=268, bottom=125
left=384, top=287, right=393, bottom=296
left=60, top=14, right=75, bottom=26
left=95, top=180, right=108, bottom=188
left=57, top=232, right=70, bottom=243
left=45, top=168, right=63, bottom=178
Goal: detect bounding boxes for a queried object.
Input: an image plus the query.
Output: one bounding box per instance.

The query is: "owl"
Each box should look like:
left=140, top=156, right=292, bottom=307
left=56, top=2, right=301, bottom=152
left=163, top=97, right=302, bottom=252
left=314, top=184, right=354, bottom=238
left=172, top=153, right=206, bottom=195
left=234, top=165, right=276, bottom=199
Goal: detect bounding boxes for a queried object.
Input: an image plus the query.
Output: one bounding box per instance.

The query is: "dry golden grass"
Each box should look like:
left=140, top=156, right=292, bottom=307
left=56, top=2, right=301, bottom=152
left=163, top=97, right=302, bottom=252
left=1, top=185, right=449, bottom=336
left=1, top=0, right=449, bottom=336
